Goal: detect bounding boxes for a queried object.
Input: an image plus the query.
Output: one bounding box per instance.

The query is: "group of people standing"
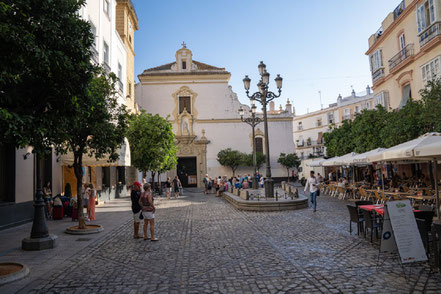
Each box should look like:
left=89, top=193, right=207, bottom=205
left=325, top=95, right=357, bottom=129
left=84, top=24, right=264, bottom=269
left=82, top=183, right=96, bottom=221
left=202, top=173, right=265, bottom=196
left=165, top=176, right=182, bottom=199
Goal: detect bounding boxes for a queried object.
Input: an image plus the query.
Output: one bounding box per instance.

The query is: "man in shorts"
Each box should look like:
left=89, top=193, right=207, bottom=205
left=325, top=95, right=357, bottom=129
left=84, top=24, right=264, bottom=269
left=131, top=181, right=142, bottom=238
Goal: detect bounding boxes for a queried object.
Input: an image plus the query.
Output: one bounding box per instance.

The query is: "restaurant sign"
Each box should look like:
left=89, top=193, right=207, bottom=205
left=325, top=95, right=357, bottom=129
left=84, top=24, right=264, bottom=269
left=387, top=200, right=427, bottom=263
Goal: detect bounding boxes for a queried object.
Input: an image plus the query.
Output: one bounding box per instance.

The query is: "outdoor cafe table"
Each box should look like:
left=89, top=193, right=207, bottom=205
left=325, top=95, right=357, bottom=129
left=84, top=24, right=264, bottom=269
left=359, top=204, right=420, bottom=216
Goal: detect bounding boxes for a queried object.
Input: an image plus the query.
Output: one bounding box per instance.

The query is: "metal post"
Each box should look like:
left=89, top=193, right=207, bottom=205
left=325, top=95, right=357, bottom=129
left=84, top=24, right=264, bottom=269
left=22, top=152, right=57, bottom=250
left=251, top=119, right=258, bottom=190
left=433, top=158, right=440, bottom=220
left=262, top=92, right=274, bottom=198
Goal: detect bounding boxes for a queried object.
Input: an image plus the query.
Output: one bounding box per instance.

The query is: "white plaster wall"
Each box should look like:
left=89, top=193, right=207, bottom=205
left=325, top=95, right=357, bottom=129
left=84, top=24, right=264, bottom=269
left=136, top=81, right=295, bottom=178
left=15, top=149, right=34, bottom=203
left=51, top=152, right=62, bottom=196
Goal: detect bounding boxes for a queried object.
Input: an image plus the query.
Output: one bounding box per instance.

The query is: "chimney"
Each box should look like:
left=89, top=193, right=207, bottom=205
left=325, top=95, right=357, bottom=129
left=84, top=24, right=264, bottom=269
left=366, top=85, right=371, bottom=95
left=269, top=101, right=275, bottom=112
left=352, top=89, right=356, bottom=98
left=337, top=94, right=342, bottom=103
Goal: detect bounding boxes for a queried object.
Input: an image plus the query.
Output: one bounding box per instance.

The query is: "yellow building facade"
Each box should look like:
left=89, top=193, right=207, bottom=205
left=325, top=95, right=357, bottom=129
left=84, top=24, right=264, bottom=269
left=366, top=0, right=441, bottom=110
left=116, top=0, right=139, bottom=113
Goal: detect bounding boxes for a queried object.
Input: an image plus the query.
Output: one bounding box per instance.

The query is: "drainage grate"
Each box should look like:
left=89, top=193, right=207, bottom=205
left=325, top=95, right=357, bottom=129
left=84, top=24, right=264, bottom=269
left=76, top=238, right=92, bottom=242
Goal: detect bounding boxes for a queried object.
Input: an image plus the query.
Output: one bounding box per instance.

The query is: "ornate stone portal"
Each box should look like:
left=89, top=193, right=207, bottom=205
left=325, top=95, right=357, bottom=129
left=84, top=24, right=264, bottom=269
left=170, top=86, right=209, bottom=187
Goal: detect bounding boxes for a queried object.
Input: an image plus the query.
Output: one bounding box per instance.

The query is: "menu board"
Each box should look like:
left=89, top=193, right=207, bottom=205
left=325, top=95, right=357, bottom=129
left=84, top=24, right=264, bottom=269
left=387, top=200, right=427, bottom=263
left=380, top=208, right=397, bottom=253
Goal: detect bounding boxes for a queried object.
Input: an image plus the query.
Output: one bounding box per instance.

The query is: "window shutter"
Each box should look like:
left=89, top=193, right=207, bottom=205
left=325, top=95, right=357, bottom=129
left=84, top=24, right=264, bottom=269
left=379, top=49, right=383, bottom=67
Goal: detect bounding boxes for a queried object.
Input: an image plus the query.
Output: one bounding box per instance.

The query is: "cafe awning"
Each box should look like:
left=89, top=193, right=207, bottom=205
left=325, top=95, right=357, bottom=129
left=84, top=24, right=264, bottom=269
left=348, top=148, right=385, bottom=166
left=307, top=158, right=326, bottom=167
left=61, top=138, right=131, bottom=167
left=367, top=133, right=441, bottom=162
left=322, top=152, right=357, bottom=166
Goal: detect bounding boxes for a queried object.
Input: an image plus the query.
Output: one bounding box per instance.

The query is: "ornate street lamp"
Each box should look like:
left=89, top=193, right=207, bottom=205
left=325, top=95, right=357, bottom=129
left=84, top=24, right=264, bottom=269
left=243, top=62, right=283, bottom=198
left=239, top=104, right=262, bottom=189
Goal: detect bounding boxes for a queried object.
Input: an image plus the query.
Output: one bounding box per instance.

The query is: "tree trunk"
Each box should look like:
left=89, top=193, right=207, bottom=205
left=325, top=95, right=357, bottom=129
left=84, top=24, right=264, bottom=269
left=287, top=168, right=290, bottom=183
left=157, top=172, right=161, bottom=196
left=232, top=168, right=235, bottom=177
left=73, top=149, right=86, bottom=230
left=151, top=171, right=155, bottom=192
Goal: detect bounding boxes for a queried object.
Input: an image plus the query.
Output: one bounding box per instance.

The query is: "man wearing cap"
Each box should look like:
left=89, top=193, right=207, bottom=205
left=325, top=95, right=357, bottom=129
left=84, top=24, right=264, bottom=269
left=131, top=181, right=142, bottom=238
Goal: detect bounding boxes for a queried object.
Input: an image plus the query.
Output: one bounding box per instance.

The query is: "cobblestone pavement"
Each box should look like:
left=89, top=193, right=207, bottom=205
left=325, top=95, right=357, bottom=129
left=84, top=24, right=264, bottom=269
left=17, top=190, right=441, bottom=293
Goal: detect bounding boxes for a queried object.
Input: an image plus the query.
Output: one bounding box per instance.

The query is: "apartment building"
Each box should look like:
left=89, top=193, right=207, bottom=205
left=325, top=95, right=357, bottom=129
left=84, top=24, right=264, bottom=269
left=366, top=0, right=441, bottom=109
left=293, top=88, right=373, bottom=160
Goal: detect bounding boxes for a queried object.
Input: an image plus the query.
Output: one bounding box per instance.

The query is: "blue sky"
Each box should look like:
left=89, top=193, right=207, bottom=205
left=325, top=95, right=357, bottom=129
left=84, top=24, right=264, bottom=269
left=132, top=0, right=398, bottom=115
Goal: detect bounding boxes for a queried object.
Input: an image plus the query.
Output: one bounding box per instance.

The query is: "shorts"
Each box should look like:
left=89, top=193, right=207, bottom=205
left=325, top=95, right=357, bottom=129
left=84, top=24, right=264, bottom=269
left=43, top=197, right=52, bottom=203
left=133, top=211, right=142, bottom=223
left=167, top=187, right=172, bottom=192
left=142, top=211, right=155, bottom=220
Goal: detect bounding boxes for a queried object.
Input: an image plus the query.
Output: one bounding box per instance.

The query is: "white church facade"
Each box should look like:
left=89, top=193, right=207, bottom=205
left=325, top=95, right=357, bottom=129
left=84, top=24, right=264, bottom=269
left=135, top=44, right=295, bottom=187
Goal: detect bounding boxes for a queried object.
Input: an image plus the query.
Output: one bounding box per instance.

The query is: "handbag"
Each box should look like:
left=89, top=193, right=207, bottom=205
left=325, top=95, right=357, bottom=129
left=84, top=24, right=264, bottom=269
left=139, top=211, right=144, bottom=220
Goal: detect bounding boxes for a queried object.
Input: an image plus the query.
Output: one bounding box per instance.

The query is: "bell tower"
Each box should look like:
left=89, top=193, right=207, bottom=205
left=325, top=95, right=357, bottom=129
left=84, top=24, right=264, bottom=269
left=175, top=42, right=193, bottom=72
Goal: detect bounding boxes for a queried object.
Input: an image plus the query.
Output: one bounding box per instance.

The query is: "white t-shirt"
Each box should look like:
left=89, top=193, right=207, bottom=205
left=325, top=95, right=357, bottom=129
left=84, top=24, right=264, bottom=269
left=304, top=177, right=319, bottom=193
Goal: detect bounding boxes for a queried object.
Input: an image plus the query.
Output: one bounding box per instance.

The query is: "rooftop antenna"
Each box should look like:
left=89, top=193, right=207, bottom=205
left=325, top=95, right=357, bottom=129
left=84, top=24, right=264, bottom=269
left=319, top=91, right=323, bottom=110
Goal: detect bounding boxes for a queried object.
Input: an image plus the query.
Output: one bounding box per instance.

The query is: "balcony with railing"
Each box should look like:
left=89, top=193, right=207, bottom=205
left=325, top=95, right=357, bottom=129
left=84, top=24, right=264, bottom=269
left=341, top=114, right=353, bottom=121
left=297, top=125, right=303, bottom=131
left=315, top=121, right=322, bottom=127
left=420, top=22, right=441, bottom=48
left=118, top=80, right=124, bottom=94
left=296, top=141, right=304, bottom=147
left=388, top=43, right=414, bottom=71
left=91, top=47, right=99, bottom=64
left=393, top=0, right=405, bottom=20
left=372, top=67, right=385, bottom=84
left=104, top=62, right=111, bottom=74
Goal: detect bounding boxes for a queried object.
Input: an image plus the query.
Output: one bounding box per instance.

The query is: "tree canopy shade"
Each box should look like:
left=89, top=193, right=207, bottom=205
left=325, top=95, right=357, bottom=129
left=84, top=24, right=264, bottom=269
left=323, top=78, right=441, bottom=157
left=56, top=69, right=129, bottom=229
left=126, top=111, right=177, bottom=177
left=242, top=152, right=266, bottom=171
left=0, top=0, right=94, bottom=154
left=217, top=148, right=244, bottom=176
left=277, top=153, right=301, bottom=182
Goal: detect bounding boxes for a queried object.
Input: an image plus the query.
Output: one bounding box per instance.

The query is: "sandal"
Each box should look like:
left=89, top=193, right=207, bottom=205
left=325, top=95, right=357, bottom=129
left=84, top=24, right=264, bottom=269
left=150, top=238, right=159, bottom=241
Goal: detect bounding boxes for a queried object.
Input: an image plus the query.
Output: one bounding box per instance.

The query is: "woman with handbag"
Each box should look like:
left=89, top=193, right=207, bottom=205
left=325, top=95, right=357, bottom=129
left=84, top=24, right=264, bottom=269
left=138, top=183, right=158, bottom=241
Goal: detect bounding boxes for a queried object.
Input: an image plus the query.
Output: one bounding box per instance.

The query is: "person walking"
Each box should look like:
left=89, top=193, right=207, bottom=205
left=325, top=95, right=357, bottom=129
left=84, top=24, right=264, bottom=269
left=138, top=183, right=158, bottom=241
left=173, top=176, right=180, bottom=198
left=131, top=181, right=142, bottom=238
left=88, top=183, right=96, bottom=221
left=304, top=170, right=319, bottom=212
left=203, top=174, right=209, bottom=194
left=165, top=177, right=172, bottom=199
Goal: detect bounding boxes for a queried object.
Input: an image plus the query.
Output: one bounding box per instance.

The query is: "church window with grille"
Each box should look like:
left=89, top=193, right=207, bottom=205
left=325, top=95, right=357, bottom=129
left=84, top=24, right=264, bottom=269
left=179, top=96, right=191, bottom=114
left=255, top=137, right=263, bottom=153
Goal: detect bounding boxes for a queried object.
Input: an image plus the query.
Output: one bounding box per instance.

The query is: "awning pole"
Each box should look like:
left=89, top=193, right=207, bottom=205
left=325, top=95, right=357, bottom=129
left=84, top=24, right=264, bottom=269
left=433, top=158, right=440, bottom=220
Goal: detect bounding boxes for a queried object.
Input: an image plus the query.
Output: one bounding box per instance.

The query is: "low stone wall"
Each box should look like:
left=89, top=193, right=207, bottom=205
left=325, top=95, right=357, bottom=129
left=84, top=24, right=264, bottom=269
left=222, top=191, right=308, bottom=212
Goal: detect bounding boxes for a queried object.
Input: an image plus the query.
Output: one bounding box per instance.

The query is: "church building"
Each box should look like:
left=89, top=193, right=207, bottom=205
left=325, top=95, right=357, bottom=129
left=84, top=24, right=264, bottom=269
left=136, top=44, right=295, bottom=187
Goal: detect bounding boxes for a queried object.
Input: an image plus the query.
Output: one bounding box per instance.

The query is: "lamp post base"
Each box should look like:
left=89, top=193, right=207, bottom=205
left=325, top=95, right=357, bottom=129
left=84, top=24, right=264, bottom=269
left=252, top=177, right=258, bottom=190
left=22, top=235, right=57, bottom=251
left=264, top=178, right=274, bottom=198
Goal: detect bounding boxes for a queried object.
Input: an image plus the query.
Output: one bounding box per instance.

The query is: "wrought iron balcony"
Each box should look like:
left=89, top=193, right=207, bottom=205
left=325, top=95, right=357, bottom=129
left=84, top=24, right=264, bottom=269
left=104, top=62, right=111, bottom=74
left=118, top=80, right=123, bottom=94
left=341, top=114, right=353, bottom=121
left=388, top=43, right=414, bottom=71
left=316, top=121, right=322, bottom=127
left=296, top=141, right=304, bottom=147
left=420, top=22, right=441, bottom=48
left=91, top=47, right=99, bottom=64
left=297, top=126, right=303, bottom=131
left=393, top=0, right=405, bottom=20
left=372, top=68, right=385, bottom=83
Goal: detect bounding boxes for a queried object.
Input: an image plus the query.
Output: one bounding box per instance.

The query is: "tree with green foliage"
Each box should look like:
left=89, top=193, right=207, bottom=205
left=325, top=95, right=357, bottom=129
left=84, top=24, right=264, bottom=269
left=323, top=119, right=356, bottom=157
left=242, top=152, right=266, bottom=172
left=277, top=153, right=301, bottom=182
left=56, top=68, right=128, bottom=229
left=0, top=0, right=93, bottom=154
left=217, top=148, right=244, bottom=176
left=420, top=78, right=441, bottom=133
left=126, top=111, right=178, bottom=190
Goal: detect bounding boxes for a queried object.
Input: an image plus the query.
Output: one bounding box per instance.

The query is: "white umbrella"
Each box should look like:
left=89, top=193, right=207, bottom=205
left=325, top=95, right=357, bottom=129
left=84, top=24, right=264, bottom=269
left=322, top=152, right=358, bottom=166
left=367, top=132, right=441, bottom=162
left=307, top=158, right=326, bottom=167
left=350, top=148, right=385, bottom=165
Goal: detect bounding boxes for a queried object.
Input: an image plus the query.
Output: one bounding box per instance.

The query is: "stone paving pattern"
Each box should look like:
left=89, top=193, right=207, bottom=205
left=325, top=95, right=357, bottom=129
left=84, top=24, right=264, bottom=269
left=16, top=190, right=441, bottom=293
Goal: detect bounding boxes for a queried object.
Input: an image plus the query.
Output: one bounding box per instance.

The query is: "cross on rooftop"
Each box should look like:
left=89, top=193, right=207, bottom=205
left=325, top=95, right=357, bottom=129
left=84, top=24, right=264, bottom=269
left=182, top=41, right=186, bottom=48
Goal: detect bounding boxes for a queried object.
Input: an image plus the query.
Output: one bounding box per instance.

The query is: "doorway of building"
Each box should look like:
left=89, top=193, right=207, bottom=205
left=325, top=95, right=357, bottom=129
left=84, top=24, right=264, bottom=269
left=177, top=157, right=197, bottom=187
